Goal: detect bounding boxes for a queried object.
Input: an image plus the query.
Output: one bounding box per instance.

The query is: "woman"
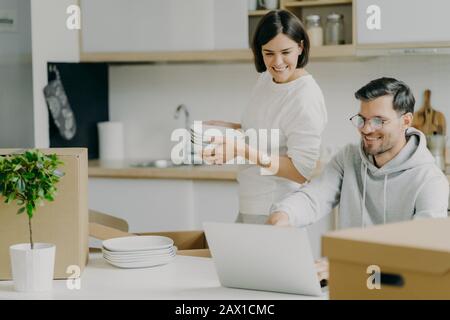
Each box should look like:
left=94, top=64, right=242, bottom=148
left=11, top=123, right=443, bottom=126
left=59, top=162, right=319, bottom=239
left=203, top=10, right=327, bottom=224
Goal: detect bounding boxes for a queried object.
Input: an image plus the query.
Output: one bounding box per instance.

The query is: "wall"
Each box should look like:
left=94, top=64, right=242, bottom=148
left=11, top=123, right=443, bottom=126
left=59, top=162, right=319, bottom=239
left=109, top=63, right=257, bottom=160
left=109, top=55, right=450, bottom=160
left=0, top=0, right=34, bottom=148
left=30, top=0, right=79, bottom=148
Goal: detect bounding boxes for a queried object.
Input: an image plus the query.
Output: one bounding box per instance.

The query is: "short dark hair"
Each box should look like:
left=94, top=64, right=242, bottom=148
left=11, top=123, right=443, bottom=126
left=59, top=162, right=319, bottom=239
left=251, top=10, right=310, bottom=73
left=354, top=77, right=415, bottom=114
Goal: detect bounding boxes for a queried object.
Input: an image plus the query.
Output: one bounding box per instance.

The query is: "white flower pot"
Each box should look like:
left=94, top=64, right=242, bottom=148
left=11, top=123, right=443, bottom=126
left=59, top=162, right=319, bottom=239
left=9, top=243, right=56, bottom=292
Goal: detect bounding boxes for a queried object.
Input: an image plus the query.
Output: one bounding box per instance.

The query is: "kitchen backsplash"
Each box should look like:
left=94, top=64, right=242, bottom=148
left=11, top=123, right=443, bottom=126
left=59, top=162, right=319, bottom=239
left=109, top=55, right=450, bottom=160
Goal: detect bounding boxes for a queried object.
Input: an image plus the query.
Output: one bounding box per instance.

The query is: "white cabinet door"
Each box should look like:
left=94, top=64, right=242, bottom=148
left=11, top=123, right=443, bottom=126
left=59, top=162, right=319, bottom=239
left=192, top=181, right=239, bottom=227
left=89, top=178, right=195, bottom=232
left=80, top=0, right=248, bottom=53
left=88, top=178, right=239, bottom=232
left=356, top=0, right=450, bottom=45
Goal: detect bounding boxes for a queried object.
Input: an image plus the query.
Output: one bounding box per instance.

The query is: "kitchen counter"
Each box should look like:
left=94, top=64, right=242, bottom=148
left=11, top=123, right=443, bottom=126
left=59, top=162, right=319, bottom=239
left=88, top=160, right=239, bottom=181
left=89, top=160, right=450, bottom=183
left=0, top=252, right=327, bottom=300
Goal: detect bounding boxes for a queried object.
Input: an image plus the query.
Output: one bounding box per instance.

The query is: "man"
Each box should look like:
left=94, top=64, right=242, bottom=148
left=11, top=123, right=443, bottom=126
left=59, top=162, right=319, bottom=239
left=268, top=77, right=449, bottom=228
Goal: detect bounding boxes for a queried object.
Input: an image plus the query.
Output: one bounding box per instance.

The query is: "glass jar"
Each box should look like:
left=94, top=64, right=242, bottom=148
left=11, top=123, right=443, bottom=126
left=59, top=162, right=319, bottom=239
left=305, top=15, right=323, bottom=47
left=325, top=13, right=345, bottom=45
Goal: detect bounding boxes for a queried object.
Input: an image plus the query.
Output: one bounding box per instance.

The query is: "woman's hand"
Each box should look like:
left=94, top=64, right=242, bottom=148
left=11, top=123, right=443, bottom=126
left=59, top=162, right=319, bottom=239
left=201, top=135, right=246, bottom=165
left=203, top=120, right=241, bottom=130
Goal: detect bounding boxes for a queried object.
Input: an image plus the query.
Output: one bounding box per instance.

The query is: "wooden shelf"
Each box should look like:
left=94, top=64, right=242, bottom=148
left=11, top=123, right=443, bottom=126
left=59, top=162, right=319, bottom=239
left=80, top=49, right=253, bottom=63
left=284, top=0, right=352, bottom=8
left=80, top=45, right=356, bottom=63
left=248, top=10, right=271, bottom=17
left=310, top=44, right=355, bottom=58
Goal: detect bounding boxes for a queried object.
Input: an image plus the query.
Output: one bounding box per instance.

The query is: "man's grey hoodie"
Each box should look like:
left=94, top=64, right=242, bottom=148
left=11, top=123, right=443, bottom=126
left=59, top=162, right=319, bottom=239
left=270, top=128, right=449, bottom=228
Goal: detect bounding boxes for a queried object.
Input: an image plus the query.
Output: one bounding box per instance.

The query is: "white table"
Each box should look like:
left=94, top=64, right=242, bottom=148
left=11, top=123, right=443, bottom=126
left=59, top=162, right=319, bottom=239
left=0, top=253, right=327, bottom=300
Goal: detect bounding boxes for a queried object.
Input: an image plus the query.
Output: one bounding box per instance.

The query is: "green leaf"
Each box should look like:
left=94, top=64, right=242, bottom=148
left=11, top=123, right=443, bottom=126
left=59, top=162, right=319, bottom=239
left=16, top=179, right=25, bottom=192
left=0, top=149, right=64, bottom=221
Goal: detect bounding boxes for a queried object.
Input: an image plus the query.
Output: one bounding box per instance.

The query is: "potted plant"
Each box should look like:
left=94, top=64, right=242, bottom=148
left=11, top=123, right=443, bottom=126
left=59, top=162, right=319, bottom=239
left=0, top=150, right=64, bottom=292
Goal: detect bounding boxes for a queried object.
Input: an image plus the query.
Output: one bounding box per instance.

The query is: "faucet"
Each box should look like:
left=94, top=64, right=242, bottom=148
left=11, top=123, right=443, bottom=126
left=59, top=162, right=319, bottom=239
left=174, top=104, right=192, bottom=163
left=174, top=104, right=190, bottom=132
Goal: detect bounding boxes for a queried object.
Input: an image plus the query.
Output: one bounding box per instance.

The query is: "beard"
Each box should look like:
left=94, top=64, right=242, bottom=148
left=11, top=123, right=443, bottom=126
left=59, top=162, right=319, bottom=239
left=362, top=135, right=395, bottom=156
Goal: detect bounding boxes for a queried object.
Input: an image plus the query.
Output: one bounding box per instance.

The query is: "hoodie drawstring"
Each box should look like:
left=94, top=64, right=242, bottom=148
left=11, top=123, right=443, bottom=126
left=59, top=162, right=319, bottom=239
left=361, top=163, right=368, bottom=228
left=383, top=174, right=388, bottom=224
left=360, top=161, right=389, bottom=227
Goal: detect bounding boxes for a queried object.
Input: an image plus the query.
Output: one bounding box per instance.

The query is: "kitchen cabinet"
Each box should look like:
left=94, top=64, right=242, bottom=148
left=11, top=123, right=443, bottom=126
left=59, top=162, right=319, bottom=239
left=79, top=0, right=450, bottom=63
left=88, top=177, right=239, bottom=233
left=281, top=0, right=355, bottom=55
left=80, top=0, right=248, bottom=55
left=80, top=0, right=357, bottom=63
left=356, top=0, right=450, bottom=50
left=89, top=178, right=195, bottom=232
left=192, top=181, right=240, bottom=225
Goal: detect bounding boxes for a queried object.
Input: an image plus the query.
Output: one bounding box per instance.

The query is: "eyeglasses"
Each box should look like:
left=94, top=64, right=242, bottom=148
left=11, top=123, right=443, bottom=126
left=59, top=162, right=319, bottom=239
left=349, top=113, right=405, bottom=130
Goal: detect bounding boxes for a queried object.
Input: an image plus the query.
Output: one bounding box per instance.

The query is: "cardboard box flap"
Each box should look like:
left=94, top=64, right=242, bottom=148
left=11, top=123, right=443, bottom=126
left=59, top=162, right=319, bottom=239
left=89, top=222, right=133, bottom=240
left=322, top=218, right=450, bottom=275
left=137, top=231, right=208, bottom=250
left=89, top=222, right=209, bottom=251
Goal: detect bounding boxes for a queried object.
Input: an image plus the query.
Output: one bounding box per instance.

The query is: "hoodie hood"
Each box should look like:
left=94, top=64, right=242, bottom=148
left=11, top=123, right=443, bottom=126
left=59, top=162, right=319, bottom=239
left=358, top=127, right=435, bottom=177
left=358, top=127, right=436, bottom=227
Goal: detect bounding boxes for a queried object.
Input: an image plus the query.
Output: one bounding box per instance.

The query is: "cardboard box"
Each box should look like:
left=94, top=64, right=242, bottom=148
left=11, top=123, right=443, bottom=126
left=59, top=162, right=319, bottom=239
left=322, top=217, right=450, bottom=299
left=0, top=148, right=89, bottom=280
left=89, top=222, right=211, bottom=258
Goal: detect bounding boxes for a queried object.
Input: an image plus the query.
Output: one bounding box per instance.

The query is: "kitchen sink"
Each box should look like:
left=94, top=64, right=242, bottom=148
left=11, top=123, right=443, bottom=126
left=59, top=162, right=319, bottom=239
left=130, top=153, right=204, bottom=168
left=130, top=159, right=183, bottom=168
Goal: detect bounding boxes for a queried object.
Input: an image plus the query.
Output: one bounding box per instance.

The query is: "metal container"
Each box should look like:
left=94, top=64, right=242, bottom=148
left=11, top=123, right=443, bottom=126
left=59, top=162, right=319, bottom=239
left=325, top=13, right=345, bottom=45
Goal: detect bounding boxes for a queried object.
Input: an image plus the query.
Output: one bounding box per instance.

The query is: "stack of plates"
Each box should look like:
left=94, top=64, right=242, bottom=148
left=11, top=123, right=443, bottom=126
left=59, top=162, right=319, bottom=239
left=102, top=236, right=176, bottom=269
left=190, top=123, right=244, bottom=150
left=190, top=124, right=225, bottom=148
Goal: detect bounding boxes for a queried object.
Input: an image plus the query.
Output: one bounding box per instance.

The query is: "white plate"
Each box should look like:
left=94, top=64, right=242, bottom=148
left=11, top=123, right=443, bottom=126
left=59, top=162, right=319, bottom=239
left=102, top=236, right=174, bottom=252
left=104, top=255, right=176, bottom=269
left=103, top=255, right=176, bottom=263
left=102, top=246, right=176, bottom=257
left=102, top=249, right=176, bottom=261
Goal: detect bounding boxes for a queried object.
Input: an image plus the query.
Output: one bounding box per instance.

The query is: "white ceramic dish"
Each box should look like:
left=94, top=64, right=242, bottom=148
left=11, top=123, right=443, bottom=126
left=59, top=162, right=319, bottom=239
left=103, top=251, right=176, bottom=262
left=102, top=236, right=174, bottom=252
left=103, top=254, right=176, bottom=263
left=102, top=246, right=176, bottom=257
left=103, top=255, right=176, bottom=269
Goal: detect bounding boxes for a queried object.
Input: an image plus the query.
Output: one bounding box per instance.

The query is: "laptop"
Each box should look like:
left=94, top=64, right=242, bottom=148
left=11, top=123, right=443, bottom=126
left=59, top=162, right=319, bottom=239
left=203, top=222, right=324, bottom=296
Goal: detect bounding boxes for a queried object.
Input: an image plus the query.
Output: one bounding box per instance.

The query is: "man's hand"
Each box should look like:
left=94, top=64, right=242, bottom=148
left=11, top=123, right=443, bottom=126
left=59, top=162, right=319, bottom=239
left=315, top=258, right=329, bottom=283
left=266, top=212, right=290, bottom=226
